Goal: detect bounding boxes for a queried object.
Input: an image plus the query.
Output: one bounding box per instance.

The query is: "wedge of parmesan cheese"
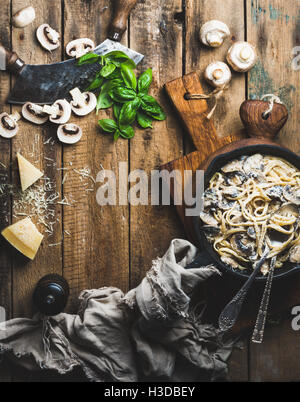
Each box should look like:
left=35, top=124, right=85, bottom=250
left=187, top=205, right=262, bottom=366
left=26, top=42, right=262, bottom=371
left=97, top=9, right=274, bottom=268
left=1, top=217, right=43, bottom=260
left=17, top=153, right=43, bottom=191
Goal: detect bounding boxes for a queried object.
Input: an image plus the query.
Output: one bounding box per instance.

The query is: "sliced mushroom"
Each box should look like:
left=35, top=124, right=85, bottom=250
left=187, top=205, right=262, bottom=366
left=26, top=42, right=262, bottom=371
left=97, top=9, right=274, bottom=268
left=247, top=226, right=256, bottom=240
left=36, top=24, right=60, bottom=52
left=221, top=159, right=243, bottom=173
left=227, top=41, right=257, bottom=72
left=289, top=245, right=300, bottom=263
left=12, top=6, right=35, bottom=28
left=199, top=211, right=218, bottom=226
left=43, top=99, right=71, bottom=124
left=200, top=20, right=230, bottom=48
left=232, top=234, right=254, bottom=257
left=204, top=61, right=232, bottom=88
left=223, top=186, right=240, bottom=199
left=57, top=124, right=82, bottom=144
left=22, top=102, right=48, bottom=125
left=243, top=153, right=264, bottom=178
left=70, top=87, right=97, bottom=116
left=202, top=225, right=220, bottom=237
left=283, top=185, right=300, bottom=205
left=221, top=255, right=240, bottom=269
left=0, top=112, right=21, bottom=138
left=66, top=38, right=95, bottom=59
left=265, top=185, right=283, bottom=200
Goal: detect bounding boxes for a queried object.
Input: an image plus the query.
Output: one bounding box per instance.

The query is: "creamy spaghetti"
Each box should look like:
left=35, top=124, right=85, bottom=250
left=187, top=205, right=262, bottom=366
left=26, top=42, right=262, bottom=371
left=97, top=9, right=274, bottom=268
left=200, top=154, right=300, bottom=274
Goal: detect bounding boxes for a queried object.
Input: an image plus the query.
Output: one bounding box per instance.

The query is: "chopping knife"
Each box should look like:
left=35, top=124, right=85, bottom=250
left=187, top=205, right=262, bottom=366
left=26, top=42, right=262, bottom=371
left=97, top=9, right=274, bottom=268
left=0, top=0, right=144, bottom=105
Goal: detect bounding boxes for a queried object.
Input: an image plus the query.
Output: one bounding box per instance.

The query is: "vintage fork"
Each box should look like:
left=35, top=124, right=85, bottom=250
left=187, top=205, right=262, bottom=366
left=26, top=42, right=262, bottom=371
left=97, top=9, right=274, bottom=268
left=251, top=256, right=276, bottom=343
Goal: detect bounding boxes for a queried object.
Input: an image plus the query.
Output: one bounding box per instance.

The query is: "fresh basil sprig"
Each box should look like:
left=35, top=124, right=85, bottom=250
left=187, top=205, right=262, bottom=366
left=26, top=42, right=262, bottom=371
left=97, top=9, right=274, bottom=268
left=78, top=51, right=166, bottom=140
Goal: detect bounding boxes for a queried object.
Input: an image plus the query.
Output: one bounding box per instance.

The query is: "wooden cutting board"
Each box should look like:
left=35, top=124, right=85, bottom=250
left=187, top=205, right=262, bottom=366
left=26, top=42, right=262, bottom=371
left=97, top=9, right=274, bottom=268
left=161, top=72, right=300, bottom=335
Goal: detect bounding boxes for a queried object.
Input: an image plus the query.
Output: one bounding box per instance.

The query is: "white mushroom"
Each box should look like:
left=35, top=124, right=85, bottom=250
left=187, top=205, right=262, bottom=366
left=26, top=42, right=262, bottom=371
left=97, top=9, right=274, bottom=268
left=0, top=112, right=21, bottom=138
left=22, top=102, right=48, bottom=125
left=70, top=88, right=97, bottom=116
left=200, top=20, right=230, bottom=48
left=66, top=38, right=95, bottom=59
left=227, top=41, right=257, bottom=72
left=57, top=124, right=83, bottom=144
left=12, top=6, right=35, bottom=28
left=36, top=24, right=60, bottom=52
left=43, top=99, right=71, bottom=124
left=289, top=245, right=300, bottom=263
left=204, top=61, right=232, bottom=88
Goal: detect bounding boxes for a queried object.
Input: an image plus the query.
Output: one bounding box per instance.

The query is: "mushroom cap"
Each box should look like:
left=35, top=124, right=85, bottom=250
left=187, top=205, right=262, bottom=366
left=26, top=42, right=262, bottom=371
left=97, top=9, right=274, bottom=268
left=22, top=102, right=49, bottom=125
left=66, top=38, right=95, bottom=59
left=36, top=24, right=60, bottom=52
left=49, top=99, right=72, bottom=124
left=70, top=91, right=97, bottom=116
left=12, top=6, right=36, bottom=28
left=0, top=112, right=19, bottom=139
left=204, top=61, right=232, bottom=88
left=227, top=41, right=257, bottom=72
left=200, top=20, right=230, bottom=48
left=57, top=123, right=82, bottom=144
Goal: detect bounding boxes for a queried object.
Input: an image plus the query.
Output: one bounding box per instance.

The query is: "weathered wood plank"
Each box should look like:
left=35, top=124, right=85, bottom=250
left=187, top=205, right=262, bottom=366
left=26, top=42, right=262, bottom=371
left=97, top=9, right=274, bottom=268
left=63, top=1, right=130, bottom=308
left=185, top=0, right=246, bottom=139
left=247, top=0, right=300, bottom=381
left=129, top=0, right=184, bottom=287
left=0, top=0, right=12, bottom=383
left=11, top=0, right=63, bottom=317
left=184, top=0, right=249, bottom=381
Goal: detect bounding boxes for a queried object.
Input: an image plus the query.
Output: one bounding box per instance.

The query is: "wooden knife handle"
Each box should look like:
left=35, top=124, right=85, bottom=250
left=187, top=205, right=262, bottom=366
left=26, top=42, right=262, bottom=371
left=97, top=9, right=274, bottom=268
left=0, top=45, right=25, bottom=75
left=108, top=0, right=138, bottom=42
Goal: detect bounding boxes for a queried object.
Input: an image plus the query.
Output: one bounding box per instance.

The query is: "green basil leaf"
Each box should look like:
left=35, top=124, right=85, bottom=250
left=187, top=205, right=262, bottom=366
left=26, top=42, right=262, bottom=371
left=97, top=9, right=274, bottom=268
left=140, top=94, right=166, bottom=120
left=114, top=129, right=121, bottom=141
left=77, top=53, right=100, bottom=65
left=119, top=99, right=140, bottom=130
left=104, top=51, right=131, bottom=62
left=86, top=77, right=104, bottom=91
left=96, top=83, right=113, bottom=111
left=121, top=59, right=136, bottom=70
left=98, top=119, right=118, bottom=133
left=137, top=68, right=152, bottom=94
left=121, top=64, right=137, bottom=90
left=105, top=68, right=123, bottom=80
left=120, top=126, right=135, bottom=139
left=109, top=87, right=137, bottom=103
left=113, top=104, right=122, bottom=120
left=137, top=110, right=153, bottom=128
left=100, top=63, right=116, bottom=78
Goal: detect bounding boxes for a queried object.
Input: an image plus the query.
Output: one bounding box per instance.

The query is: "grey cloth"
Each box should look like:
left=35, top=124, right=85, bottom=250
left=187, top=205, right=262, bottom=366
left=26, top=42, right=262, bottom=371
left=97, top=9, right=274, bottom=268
left=0, top=239, right=233, bottom=382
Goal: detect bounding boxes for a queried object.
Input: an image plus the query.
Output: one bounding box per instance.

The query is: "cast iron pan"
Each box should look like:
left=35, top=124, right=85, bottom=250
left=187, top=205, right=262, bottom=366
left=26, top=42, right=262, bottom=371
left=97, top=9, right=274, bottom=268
left=187, top=144, right=300, bottom=282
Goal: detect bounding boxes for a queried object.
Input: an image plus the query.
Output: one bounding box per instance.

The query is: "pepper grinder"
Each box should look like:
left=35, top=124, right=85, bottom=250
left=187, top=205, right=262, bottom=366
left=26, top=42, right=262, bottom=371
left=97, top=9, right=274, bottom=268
left=33, top=274, right=69, bottom=316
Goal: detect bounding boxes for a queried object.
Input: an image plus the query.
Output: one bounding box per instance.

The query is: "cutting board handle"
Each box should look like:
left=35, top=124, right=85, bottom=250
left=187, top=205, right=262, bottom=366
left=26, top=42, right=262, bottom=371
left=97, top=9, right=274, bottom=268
left=108, top=0, right=138, bottom=42
left=240, top=100, right=288, bottom=140
left=0, top=45, right=25, bottom=75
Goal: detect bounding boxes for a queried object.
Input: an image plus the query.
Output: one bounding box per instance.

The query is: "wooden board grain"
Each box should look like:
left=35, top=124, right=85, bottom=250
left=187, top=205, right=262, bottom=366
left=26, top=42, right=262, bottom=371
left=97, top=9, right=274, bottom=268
left=129, top=0, right=184, bottom=287
left=63, top=0, right=130, bottom=308
left=247, top=0, right=300, bottom=381
left=0, top=0, right=12, bottom=383
left=11, top=0, right=63, bottom=318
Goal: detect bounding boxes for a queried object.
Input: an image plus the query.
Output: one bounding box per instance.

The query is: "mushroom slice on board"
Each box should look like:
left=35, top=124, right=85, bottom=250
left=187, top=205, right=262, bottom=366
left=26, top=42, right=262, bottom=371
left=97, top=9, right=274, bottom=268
left=70, top=87, right=97, bottom=116
left=36, top=24, right=60, bottom=52
left=12, top=6, right=36, bottom=28
left=0, top=112, right=21, bottom=138
left=43, top=100, right=71, bottom=124
left=22, top=102, right=48, bottom=125
left=66, top=38, right=95, bottom=59
left=57, top=124, right=82, bottom=144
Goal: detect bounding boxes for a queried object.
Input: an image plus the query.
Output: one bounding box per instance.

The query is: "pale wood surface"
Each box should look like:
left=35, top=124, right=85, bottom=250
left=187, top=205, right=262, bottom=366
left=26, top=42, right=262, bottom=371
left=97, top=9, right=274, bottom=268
left=0, top=0, right=299, bottom=382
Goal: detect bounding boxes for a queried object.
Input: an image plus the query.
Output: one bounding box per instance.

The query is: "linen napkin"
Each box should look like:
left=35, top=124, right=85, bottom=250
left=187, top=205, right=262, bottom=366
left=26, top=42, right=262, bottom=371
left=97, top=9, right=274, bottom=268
left=0, top=239, right=233, bottom=381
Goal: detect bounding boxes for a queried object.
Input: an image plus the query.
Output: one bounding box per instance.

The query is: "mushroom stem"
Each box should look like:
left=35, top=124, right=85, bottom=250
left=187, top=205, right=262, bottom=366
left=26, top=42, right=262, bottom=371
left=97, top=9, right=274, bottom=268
left=70, top=88, right=87, bottom=107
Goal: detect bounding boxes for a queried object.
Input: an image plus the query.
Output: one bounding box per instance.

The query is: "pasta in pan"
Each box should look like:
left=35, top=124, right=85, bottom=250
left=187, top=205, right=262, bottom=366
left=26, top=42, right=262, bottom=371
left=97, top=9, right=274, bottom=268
left=200, top=154, right=300, bottom=274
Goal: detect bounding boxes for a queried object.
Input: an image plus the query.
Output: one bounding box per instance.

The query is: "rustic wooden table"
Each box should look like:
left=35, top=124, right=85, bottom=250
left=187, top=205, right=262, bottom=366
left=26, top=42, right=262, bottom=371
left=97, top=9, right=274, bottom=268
left=0, top=0, right=299, bottom=382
